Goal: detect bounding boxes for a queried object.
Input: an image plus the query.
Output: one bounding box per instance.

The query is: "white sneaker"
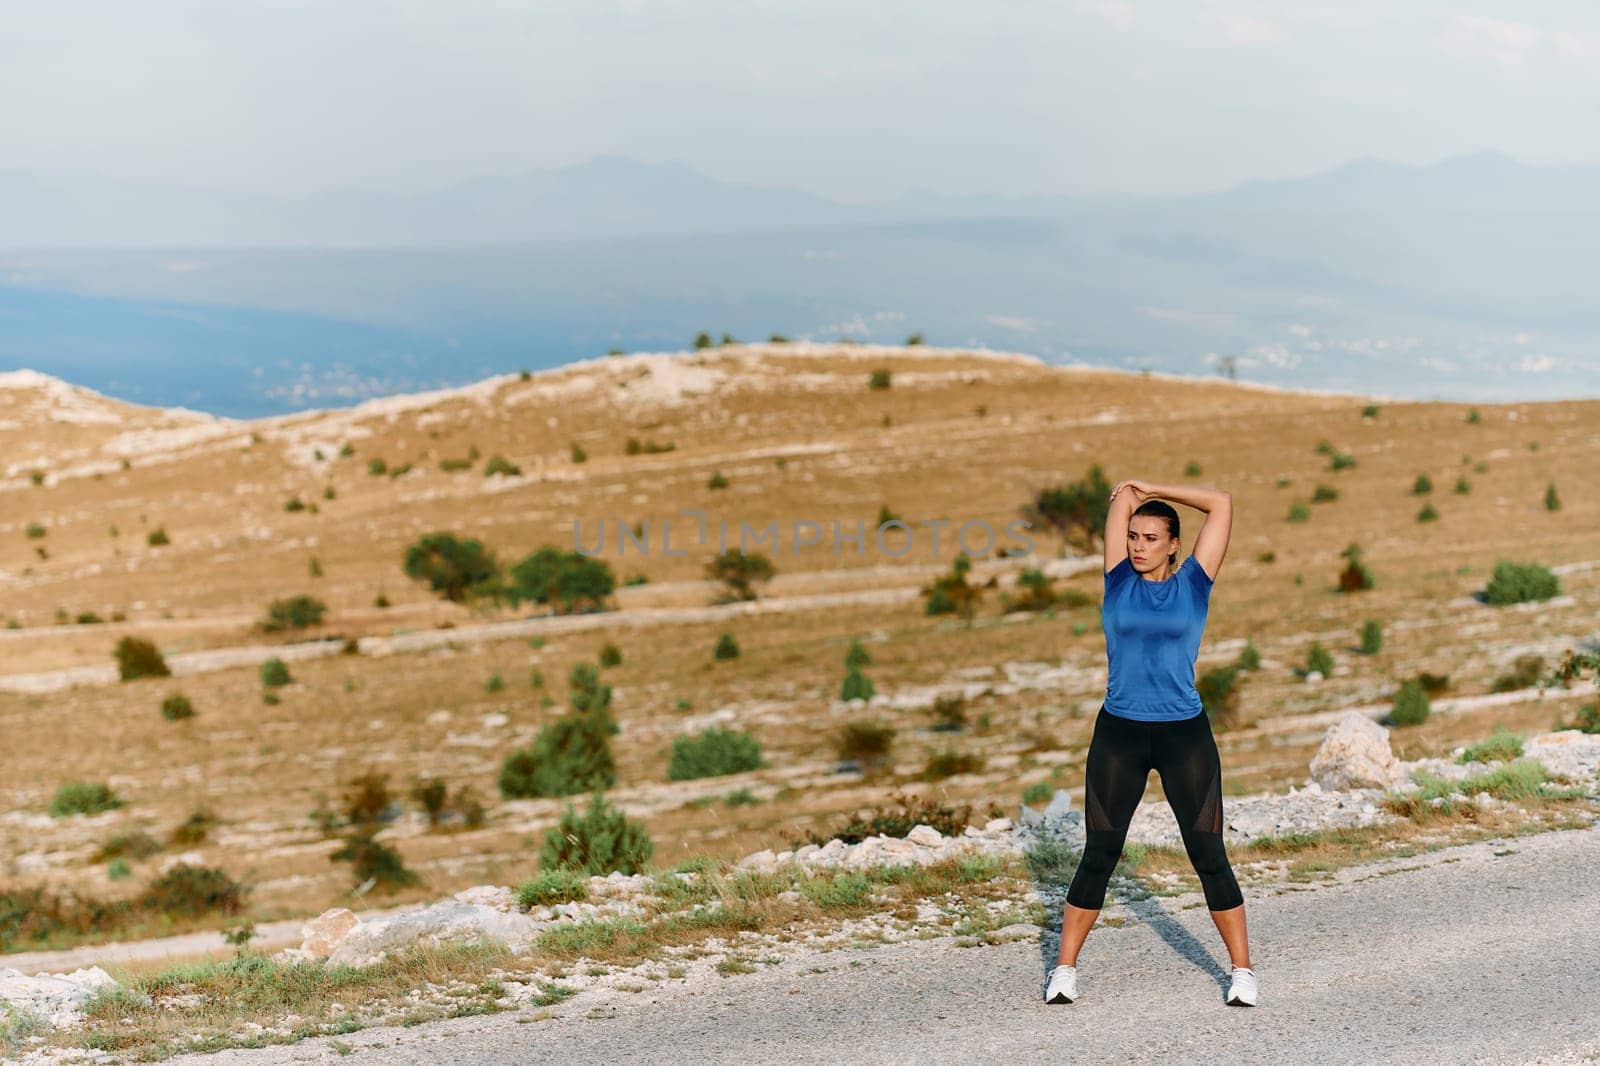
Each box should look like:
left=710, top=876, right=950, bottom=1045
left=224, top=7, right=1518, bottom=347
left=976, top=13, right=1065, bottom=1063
left=1044, top=963, right=1078, bottom=1004
left=1226, top=966, right=1258, bottom=1006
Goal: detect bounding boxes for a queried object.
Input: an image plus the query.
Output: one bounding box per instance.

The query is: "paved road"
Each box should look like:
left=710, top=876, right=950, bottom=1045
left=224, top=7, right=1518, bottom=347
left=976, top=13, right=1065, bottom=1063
left=172, top=821, right=1600, bottom=1066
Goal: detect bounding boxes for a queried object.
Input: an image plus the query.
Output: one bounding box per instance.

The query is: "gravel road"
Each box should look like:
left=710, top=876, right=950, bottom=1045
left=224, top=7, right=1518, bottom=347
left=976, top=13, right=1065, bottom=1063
left=163, top=819, right=1600, bottom=1066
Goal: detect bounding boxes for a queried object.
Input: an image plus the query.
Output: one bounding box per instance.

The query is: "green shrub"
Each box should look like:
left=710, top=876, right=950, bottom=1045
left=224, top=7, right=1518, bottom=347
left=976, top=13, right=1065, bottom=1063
left=1417, top=503, right=1439, bottom=523
left=1304, top=642, right=1334, bottom=677
left=1183, top=460, right=1202, bottom=477
left=836, top=720, right=895, bottom=771
left=343, top=771, right=393, bottom=826
left=115, top=636, right=170, bottom=680
left=1454, top=477, right=1471, bottom=495
left=284, top=496, right=306, bottom=513
left=844, top=638, right=873, bottom=669
left=929, top=693, right=967, bottom=732
left=706, top=470, right=729, bottom=489
left=1412, top=474, right=1433, bottom=495
left=506, top=546, right=616, bottom=613
left=330, top=832, right=418, bottom=892
left=93, top=830, right=161, bottom=862
left=1236, top=640, right=1261, bottom=671
left=24, top=522, right=46, bottom=539
left=921, top=747, right=984, bottom=781
left=50, top=782, right=123, bottom=817
left=1361, top=404, right=1379, bottom=418
left=1022, top=781, right=1053, bottom=806
left=800, top=871, right=873, bottom=909
left=713, top=632, right=740, bottom=660
left=106, top=858, right=132, bottom=882
left=367, top=458, right=387, bottom=476
left=517, top=868, right=590, bottom=908
left=840, top=667, right=876, bottom=702
left=1286, top=501, right=1310, bottom=523
left=146, top=526, right=170, bottom=547
left=1544, top=483, right=1561, bottom=512
left=403, top=533, right=501, bottom=603
left=484, top=454, right=521, bottom=478
left=143, top=864, right=245, bottom=917
left=905, top=332, right=924, bottom=346
left=1466, top=408, right=1481, bottom=424
left=1197, top=664, right=1240, bottom=721
left=598, top=641, right=622, bottom=667
left=1359, top=619, right=1383, bottom=655
left=868, top=369, right=892, bottom=390
left=668, top=728, right=762, bottom=781
left=485, top=672, right=504, bottom=693
left=261, top=594, right=327, bottom=632
left=1329, top=451, right=1357, bottom=471
left=1491, top=654, right=1545, bottom=693
left=1312, top=484, right=1339, bottom=503
left=539, top=793, right=654, bottom=876
left=499, top=716, right=616, bottom=798
left=169, top=810, right=216, bottom=846
left=260, top=657, right=292, bottom=687
left=1482, top=560, right=1559, bottom=605
left=160, top=694, right=196, bottom=721
left=1388, top=679, right=1430, bottom=726
left=1338, top=543, right=1374, bottom=592
left=1560, top=703, right=1600, bottom=734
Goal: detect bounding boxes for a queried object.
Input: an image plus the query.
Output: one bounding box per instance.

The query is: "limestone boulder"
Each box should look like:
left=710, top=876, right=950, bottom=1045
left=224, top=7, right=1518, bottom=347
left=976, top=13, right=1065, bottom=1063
left=326, top=901, right=539, bottom=968
left=299, top=907, right=359, bottom=959
left=1309, top=712, right=1407, bottom=790
left=0, top=965, right=118, bottom=1029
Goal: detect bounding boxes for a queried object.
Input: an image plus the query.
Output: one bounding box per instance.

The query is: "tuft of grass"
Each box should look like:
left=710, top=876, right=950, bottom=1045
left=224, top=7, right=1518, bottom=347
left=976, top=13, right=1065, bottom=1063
left=517, top=868, right=590, bottom=909
left=50, top=781, right=123, bottom=817
left=1457, top=728, right=1524, bottom=765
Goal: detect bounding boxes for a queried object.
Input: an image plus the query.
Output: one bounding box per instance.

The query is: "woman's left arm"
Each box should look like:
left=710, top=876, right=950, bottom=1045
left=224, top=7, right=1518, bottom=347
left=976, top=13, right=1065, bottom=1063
left=1141, top=483, right=1232, bottom=581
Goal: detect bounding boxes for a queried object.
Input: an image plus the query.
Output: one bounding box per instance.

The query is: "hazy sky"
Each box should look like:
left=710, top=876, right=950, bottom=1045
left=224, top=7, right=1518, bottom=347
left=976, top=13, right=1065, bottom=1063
left=4, top=0, right=1598, bottom=201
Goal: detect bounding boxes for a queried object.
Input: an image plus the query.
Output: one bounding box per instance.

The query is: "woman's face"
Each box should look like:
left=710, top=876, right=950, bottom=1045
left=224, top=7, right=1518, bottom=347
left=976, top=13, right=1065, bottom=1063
left=1127, top=516, right=1176, bottom=575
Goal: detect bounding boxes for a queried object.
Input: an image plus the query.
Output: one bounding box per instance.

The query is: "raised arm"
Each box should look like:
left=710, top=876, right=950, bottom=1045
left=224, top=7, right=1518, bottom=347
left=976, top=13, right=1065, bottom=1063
left=1104, top=482, right=1135, bottom=573
left=1139, top=482, right=1233, bottom=581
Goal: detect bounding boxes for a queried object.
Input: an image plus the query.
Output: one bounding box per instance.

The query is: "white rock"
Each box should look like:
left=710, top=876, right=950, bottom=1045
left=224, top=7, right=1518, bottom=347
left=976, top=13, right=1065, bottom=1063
left=300, top=907, right=359, bottom=959
left=906, top=824, right=943, bottom=846
left=1043, top=790, right=1075, bottom=820
left=452, top=885, right=517, bottom=913
left=984, top=817, right=1013, bottom=833
left=326, top=902, right=539, bottom=968
left=0, top=966, right=118, bottom=1029
left=1304, top=670, right=1324, bottom=684
left=1309, top=712, right=1407, bottom=791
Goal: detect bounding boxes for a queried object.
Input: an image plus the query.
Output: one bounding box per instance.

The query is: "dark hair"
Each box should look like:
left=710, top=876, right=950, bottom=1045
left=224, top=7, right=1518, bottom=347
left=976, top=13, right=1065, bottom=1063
left=1131, top=499, right=1181, bottom=568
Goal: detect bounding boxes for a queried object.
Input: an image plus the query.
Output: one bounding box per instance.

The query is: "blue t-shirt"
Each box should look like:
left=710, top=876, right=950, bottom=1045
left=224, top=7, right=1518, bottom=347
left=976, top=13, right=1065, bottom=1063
left=1100, top=554, right=1213, bottom=721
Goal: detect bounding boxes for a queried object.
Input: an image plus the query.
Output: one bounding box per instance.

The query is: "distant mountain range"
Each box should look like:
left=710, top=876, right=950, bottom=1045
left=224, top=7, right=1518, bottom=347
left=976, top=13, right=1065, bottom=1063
left=1, top=151, right=1596, bottom=415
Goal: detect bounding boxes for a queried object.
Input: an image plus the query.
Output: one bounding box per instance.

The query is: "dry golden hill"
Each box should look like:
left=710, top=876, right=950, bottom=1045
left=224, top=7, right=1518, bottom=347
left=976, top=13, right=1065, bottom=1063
left=1, top=345, right=1596, bottom=949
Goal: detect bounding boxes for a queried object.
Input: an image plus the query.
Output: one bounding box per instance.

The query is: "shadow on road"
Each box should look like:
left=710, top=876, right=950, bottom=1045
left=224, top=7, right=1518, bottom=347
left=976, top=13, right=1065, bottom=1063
left=1022, top=837, right=1230, bottom=994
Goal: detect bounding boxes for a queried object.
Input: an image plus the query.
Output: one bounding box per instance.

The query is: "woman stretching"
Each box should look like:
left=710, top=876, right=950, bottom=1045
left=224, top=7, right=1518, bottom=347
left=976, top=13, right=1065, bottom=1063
left=1043, top=478, right=1256, bottom=1007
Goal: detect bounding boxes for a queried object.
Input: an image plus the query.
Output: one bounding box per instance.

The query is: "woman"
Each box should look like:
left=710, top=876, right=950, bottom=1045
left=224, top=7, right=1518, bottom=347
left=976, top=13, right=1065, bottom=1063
left=1043, top=478, right=1256, bottom=1007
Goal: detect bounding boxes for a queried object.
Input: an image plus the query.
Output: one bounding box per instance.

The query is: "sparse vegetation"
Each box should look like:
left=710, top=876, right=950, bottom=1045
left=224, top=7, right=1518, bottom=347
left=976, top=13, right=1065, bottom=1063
left=705, top=548, right=776, bottom=603
left=484, top=454, right=521, bottom=477
left=1458, top=728, right=1524, bottom=765
left=1412, top=474, right=1432, bottom=495
left=261, top=594, right=327, bottom=632
left=1025, top=465, right=1113, bottom=553
left=1304, top=642, right=1334, bottom=678
left=869, top=369, right=892, bottom=390
left=1337, top=542, right=1374, bottom=592
left=921, top=747, right=985, bottom=780
left=403, top=532, right=501, bottom=603
left=160, top=693, right=196, bottom=721
left=1359, top=619, right=1383, bottom=655
left=260, top=657, right=293, bottom=687
left=114, top=636, right=170, bottom=680
left=1387, top=679, right=1431, bottom=727
left=1491, top=654, right=1545, bottom=693
left=499, top=663, right=619, bottom=798
left=836, top=720, right=895, bottom=772
left=1543, top=482, right=1561, bottom=512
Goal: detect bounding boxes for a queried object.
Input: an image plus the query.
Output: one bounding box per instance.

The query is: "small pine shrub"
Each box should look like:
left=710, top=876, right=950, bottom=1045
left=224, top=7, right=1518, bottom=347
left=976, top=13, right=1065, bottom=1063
left=485, top=672, right=504, bottom=693
left=714, top=632, right=740, bottom=660
left=24, top=522, right=46, bottom=539
left=1412, top=474, right=1433, bottom=495
left=160, top=694, right=196, bottom=721
left=260, top=657, right=292, bottom=687
left=1388, top=679, right=1430, bottom=726
left=1337, top=543, right=1375, bottom=592
left=929, top=693, right=967, bottom=732
left=840, top=667, right=876, bottom=702
left=342, top=771, right=394, bottom=827
left=1183, top=461, right=1202, bottom=477
left=1466, top=408, right=1481, bottom=424
left=284, top=496, right=307, bottom=513
left=1312, top=484, right=1339, bottom=503
left=1305, top=642, right=1334, bottom=677
left=368, top=458, right=387, bottom=476
left=1361, top=404, right=1379, bottom=418
left=667, top=728, right=762, bottom=781
left=147, top=526, right=170, bottom=546
left=922, top=748, right=985, bottom=781
left=1482, top=560, right=1559, bottom=605
left=1544, top=482, right=1561, bottom=512
left=844, top=639, right=873, bottom=669
left=868, top=369, right=892, bottom=390
left=330, top=832, right=419, bottom=892
left=499, top=716, right=617, bottom=798
left=1287, top=501, right=1310, bottom=523
left=115, top=636, right=170, bottom=680
left=1329, top=451, right=1357, bottom=471
left=170, top=811, right=216, bottom=846
left=1454, top=477, right=1471, bottom=495
left=484, top=454, right=521, bottom=477
left=261, top=595, right=326, bottom=632
left=1236, top=640, right=1261, bottom=671
left=412, top=778, right=449, bottom=825
left=1197, top=665, right=1240, bottom=722
left=49, top=782, right=123, bottom=818
left=1417, top=503, right=1439, bottom=523
left=143, top=864, right=245, bottom=917
left=1359, top=619, right=1383, bottom=655
left=598, top=641, right=622, bottom=667
left=539, top=793, right=654, bottom=876
left=836, top=720, right=895, bottom=771
left=707, top=470, right=729, bottom=490
left=1491, top=654, right=1545, bottom=693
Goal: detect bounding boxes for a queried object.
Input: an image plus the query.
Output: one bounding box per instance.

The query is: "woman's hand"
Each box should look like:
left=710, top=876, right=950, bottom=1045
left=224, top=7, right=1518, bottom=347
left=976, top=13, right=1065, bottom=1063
left=1110, top=479, right=1154, bottom=505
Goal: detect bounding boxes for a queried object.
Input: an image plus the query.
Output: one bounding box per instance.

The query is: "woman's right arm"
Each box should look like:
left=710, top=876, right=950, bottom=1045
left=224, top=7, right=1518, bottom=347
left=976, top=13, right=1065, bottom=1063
left=1104, top=480, right=1137, bottom=573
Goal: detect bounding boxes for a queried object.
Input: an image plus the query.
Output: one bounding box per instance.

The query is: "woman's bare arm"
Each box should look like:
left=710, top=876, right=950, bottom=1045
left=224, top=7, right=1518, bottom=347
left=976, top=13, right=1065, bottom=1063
left=1137, top=482, right=1233, bottom=580
left=1104, top=480, right=1135, bottom=573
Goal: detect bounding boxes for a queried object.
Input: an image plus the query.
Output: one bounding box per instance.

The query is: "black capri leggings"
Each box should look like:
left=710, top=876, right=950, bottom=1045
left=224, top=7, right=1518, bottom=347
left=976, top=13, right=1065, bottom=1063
left=1065, top=705, right=1244, bottom=912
